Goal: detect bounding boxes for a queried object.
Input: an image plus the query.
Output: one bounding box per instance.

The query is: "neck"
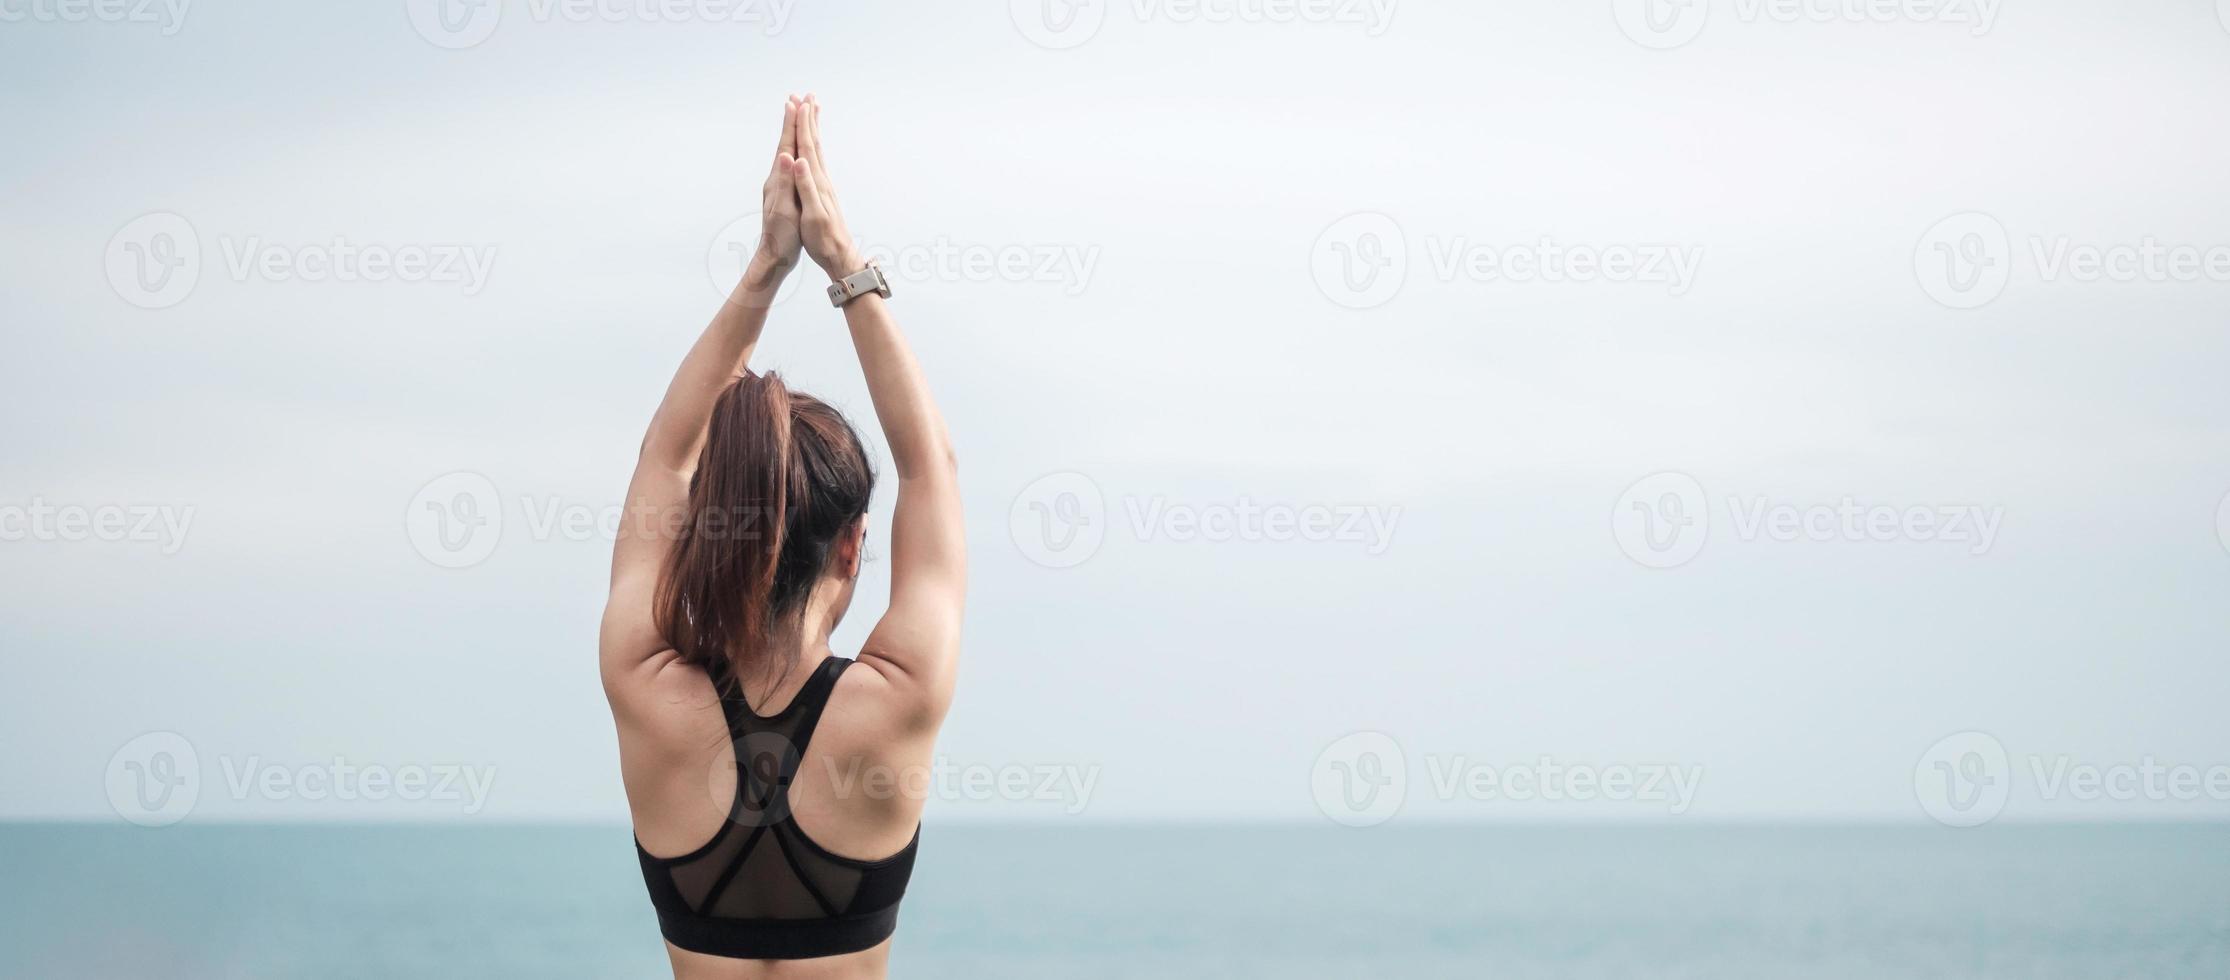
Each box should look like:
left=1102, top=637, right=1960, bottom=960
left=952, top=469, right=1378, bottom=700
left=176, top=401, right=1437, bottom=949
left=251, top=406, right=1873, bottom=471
left=763, top=575, right=848, bottom=668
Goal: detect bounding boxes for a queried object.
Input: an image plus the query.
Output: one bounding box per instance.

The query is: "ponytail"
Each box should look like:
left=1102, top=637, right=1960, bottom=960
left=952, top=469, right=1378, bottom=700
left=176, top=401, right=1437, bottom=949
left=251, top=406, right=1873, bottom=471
left=655, top=371, right=794, bottom=693
left=655, top=371, right=875, bottom=703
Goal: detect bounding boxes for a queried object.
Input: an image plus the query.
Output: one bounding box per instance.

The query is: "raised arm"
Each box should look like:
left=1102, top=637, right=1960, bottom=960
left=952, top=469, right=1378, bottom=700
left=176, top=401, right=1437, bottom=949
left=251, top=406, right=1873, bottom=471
left=789, top=99, right=966, bottom=716
left=601, top=98, right=806, bottom=679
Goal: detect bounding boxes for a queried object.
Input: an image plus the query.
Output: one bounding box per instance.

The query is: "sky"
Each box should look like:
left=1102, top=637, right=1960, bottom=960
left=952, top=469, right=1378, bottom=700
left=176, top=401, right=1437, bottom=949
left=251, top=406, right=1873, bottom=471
left=3, top=0, right=2229, bottom=827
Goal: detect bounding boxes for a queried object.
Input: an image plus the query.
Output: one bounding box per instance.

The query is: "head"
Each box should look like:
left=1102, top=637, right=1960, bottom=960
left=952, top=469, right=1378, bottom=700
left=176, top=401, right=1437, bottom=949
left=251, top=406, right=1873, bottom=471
left=655, top=370, right=875, bottom=697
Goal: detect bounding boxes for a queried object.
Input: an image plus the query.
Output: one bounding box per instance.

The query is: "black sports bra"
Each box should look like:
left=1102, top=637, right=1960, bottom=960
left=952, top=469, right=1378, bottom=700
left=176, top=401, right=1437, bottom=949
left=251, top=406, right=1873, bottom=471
left=635, top=656, right=920, bottom=960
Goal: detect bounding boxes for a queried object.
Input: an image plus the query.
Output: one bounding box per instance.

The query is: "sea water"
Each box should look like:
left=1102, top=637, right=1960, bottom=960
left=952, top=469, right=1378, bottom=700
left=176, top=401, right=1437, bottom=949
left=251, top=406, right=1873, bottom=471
left=4, top=823, right=2228, bottom=978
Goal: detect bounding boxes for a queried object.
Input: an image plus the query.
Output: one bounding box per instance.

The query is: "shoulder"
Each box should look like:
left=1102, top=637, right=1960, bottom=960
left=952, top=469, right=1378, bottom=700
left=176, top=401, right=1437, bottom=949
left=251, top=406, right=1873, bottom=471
left=817, top=654, right=952, bottom=755
left=603, top=648, right=725, bottom=756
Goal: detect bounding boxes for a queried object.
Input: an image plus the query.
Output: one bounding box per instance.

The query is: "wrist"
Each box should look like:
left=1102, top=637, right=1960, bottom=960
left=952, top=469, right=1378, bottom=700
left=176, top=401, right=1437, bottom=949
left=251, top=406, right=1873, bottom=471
left=820, top=250, right=867, bottom=281
left=741, top=251, right=795, bottom=291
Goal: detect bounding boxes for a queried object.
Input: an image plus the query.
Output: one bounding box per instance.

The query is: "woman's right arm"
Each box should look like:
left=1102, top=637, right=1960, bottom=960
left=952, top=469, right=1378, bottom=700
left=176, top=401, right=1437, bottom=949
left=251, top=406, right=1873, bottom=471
left=789, top=99, right=966, bottom=723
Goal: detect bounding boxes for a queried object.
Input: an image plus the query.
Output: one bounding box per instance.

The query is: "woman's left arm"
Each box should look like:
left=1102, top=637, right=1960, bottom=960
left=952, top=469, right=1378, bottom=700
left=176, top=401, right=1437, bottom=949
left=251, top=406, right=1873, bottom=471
left=602, top=97, right=805, bottom=681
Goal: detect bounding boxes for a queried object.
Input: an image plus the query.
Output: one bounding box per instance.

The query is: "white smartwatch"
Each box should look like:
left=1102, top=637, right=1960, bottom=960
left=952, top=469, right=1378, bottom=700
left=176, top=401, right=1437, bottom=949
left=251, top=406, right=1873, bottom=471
left=827, top=265, right=892, bottom=307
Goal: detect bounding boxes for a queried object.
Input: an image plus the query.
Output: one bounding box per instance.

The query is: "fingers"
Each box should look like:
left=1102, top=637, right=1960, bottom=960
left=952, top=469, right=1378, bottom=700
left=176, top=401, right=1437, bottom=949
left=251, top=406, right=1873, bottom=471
left=767, top=99, right=798, bottom=189
left=781, top=94, right=800, bottom=160
left=788, top=155, right=824, bottom=218
left=778, top=151, right=801, bottom=198
left=797, top=95, right=818, bottom=165
left=800, top=95, right=834, bottom=191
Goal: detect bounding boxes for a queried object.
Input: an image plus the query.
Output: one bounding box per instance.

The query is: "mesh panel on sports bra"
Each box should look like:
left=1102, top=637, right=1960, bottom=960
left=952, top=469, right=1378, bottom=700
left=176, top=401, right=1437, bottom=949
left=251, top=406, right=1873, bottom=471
left=637, top=655, right=920, bottom=959
left=705, top=825, right=825, bottom=918
left=773, top=823, right=865, bottom=911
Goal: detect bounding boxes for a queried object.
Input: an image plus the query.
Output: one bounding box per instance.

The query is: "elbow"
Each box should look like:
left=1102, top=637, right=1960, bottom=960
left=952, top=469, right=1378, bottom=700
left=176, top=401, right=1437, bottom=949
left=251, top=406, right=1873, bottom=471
left=928, top=442, right=961, bottom=480
left=935, top=426, right=959, bottom=474
left=895, top=440, right=957, bottom=482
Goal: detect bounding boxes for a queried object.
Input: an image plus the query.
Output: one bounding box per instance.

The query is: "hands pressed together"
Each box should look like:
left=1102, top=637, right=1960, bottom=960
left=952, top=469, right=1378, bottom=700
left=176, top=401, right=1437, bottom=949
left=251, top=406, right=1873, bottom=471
left=743, top=93, right=864, bottom=295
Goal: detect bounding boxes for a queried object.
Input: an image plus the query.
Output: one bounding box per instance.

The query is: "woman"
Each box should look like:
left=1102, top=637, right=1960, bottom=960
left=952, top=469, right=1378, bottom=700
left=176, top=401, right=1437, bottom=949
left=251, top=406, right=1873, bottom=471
left=600, top=94, right=964, bottom=979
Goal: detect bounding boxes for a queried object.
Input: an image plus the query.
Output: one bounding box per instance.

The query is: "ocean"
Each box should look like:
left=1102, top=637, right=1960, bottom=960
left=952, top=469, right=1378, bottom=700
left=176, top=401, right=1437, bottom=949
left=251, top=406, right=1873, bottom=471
left=4, top=824, right=2227, bottom=978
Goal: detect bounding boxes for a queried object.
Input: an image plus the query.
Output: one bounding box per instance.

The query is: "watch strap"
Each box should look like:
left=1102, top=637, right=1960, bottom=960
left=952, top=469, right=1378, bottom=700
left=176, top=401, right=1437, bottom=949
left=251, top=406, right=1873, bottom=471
left=827, top=265, right=891, bottom=307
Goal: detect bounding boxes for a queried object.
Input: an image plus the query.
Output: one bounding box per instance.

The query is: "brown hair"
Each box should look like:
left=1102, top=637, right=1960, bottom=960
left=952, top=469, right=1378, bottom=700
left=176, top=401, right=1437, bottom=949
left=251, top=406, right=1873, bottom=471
left=654, top=370, right=875, bottom=699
